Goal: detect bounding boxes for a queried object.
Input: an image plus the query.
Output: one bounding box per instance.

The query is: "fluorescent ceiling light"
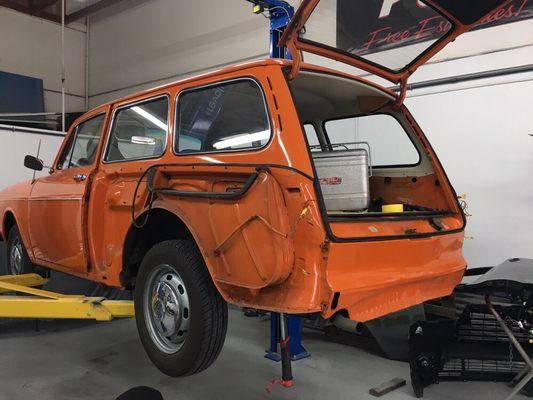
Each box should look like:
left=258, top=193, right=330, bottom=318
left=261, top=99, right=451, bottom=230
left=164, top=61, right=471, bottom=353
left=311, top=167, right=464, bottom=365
left=131, top=106, right=167, bottom=131
left=213, top=130, right=269, bottom=150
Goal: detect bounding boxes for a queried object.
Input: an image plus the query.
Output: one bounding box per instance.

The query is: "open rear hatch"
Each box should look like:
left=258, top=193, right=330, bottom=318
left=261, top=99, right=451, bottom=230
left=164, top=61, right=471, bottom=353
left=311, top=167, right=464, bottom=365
left=281, top=0, right=513, bottom=321
left=281, top=0, right=512, bottom=102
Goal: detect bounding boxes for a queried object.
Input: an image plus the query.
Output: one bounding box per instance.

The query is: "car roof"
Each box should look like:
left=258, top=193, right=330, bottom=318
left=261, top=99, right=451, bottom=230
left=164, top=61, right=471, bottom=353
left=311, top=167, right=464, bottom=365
left=87, top=58, right=395, bottom=114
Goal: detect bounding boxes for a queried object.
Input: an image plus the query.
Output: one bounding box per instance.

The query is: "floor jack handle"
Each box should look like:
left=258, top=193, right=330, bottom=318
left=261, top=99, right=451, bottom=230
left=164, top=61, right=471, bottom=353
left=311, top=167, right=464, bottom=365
left=266, top=313, right=294, bottom=394
left=279, top=313, right=294, bottom=386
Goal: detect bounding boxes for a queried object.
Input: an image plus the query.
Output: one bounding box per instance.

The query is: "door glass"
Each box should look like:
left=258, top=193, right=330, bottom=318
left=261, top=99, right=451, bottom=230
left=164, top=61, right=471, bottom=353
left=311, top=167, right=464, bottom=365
left=57, top=114, right=105, bottom=170
left=324, top=114, right=420, bottom=167
left=57, top=134, right=76, bottom=171
left=105, top=96, right=168, bottom=162
left=176, top=80, right=270, bottom=154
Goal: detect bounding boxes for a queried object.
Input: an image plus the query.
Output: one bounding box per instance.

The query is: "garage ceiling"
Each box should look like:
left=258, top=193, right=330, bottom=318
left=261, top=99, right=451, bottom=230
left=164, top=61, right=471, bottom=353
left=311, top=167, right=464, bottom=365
left=0, top=0, right=126, bottom=24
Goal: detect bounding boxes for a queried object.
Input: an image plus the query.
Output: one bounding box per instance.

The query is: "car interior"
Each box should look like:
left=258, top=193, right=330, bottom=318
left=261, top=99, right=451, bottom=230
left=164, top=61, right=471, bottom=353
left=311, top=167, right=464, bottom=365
left=288, top=70, right=453, bottom=220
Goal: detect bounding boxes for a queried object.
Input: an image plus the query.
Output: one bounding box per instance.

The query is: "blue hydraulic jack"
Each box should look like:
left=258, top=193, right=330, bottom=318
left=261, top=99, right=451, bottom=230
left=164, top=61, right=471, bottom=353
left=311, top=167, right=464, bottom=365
left=265, top=312, right=310, bottom=362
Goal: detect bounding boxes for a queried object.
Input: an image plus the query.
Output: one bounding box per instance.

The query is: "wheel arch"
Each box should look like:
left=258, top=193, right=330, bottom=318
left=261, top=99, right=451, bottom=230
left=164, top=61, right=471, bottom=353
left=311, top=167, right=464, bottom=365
left=1, top=207, right=37, bottom=265
left=1, top=210, right=18, bottom=242
left=121, top=207, right=208, bottom=289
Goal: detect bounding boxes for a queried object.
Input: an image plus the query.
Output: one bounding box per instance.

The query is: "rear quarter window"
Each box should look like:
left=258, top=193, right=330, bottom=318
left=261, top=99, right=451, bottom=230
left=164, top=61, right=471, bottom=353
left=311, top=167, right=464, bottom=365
left=175, top=79, right=271, bottom=154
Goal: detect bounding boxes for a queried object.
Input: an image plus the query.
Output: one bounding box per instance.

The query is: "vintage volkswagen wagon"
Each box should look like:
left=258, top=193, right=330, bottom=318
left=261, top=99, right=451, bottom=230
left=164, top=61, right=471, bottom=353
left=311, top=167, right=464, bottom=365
left=0, top=0, right=510, bottom=376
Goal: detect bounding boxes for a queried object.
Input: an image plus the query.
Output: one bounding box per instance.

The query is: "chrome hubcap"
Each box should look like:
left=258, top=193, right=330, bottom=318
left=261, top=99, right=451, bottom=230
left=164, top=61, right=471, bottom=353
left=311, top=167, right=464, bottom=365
left=9, top=238, right=23, bottom=275
left=144, top=265, right=190, bottom=354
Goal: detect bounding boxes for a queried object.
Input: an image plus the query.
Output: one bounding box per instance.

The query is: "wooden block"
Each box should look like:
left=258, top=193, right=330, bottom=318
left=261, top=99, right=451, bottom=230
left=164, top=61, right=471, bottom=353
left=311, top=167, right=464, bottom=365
left=369, top=378, right=407, bottom=397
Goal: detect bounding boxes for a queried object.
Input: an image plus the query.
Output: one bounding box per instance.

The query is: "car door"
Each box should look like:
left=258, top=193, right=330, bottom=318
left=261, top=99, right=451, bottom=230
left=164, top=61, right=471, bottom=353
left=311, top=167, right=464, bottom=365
left=28, top=112, right=107, bottom=273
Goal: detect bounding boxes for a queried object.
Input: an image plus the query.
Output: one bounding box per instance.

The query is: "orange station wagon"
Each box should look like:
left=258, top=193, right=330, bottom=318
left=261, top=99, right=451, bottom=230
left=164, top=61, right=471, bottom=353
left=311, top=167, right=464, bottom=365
left=0, top=0, right=511, bottom=377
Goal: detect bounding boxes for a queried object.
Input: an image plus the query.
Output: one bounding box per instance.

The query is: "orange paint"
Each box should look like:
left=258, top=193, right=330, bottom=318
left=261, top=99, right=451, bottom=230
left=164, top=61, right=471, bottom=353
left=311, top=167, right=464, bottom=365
left=0, top=0, right=510, bottom=322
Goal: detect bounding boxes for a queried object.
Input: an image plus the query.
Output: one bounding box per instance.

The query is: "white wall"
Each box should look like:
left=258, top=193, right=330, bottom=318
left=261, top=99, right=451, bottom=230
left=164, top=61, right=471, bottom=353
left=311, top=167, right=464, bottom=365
left=0, top=126, right=64, bottom=189
left=87, top=1, right=533, bottom=107
left=88, top=0, right=273, bottom=106
left=406, top=79, right=533, bottom=268
left=0, top=7, right=87, bottom=114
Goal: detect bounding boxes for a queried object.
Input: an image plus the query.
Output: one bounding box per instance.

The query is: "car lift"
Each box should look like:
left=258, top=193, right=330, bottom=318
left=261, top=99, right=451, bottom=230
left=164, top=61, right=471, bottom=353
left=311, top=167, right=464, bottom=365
left=0, top=273, right=134, bottom=321
left=247, top=0, right=294, bottom=59
left=265, top=313, right=309, bottom=362
left=246, top=0, right=311, bottom=393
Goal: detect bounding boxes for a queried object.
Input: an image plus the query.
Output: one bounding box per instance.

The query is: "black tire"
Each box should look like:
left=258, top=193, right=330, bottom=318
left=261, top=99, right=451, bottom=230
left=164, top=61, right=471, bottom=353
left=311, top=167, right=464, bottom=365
left=134, top=239, right=228, bottom=377
left=6, top=225, right=35, bottom=275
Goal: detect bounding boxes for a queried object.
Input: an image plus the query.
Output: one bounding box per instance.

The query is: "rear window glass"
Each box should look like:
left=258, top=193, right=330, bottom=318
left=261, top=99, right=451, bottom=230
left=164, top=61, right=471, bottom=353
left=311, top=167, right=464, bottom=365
left=176, top=80, right=270, bottom=154
left=324, top=114, right=420, bottom=167
left=300, top=0, right=452, bottom=72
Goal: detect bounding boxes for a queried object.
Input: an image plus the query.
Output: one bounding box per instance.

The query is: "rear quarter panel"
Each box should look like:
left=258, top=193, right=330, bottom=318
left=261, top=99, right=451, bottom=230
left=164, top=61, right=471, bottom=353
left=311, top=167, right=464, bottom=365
left=87, top=64, right=320, bottom=300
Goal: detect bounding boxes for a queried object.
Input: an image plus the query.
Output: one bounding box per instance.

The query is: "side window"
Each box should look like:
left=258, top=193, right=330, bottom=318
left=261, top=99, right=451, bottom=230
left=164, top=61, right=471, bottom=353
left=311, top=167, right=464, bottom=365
left=57, top=114, right=105, bottom=170
left=176, top=80, right=270, bottom=154
left=324, top=114, right=420, bottom=167
left=105, top=96, right=168, bottom=162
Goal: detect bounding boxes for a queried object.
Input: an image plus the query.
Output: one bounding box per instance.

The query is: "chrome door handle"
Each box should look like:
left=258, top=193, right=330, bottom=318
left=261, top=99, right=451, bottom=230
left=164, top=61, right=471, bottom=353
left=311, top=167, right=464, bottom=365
left=73, top=174, right=87, bottom=182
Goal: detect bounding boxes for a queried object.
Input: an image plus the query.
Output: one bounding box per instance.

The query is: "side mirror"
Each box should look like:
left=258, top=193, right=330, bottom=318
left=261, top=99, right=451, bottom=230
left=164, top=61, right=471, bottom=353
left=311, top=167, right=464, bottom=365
left=24, top=155, right=44, bottom=171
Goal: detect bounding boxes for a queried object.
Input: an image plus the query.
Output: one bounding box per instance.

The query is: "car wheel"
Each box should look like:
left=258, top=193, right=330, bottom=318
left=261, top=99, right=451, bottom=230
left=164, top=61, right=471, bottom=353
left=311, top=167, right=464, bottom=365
left=6, top=226, right=35, bottom=275
left=134, top=239, right=228, bottom=377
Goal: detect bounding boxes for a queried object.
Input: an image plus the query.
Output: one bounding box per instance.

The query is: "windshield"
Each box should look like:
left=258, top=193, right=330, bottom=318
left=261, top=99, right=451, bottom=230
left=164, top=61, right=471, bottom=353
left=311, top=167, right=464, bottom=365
left=300, top=0, right=453, bottom=72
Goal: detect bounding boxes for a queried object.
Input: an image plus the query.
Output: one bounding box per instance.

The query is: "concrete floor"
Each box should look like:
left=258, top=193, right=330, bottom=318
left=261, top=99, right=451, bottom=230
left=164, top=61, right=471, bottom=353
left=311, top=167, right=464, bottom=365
left=0, top=308, right=524, bottom=400
left=0, top=227, right=527, bottom=398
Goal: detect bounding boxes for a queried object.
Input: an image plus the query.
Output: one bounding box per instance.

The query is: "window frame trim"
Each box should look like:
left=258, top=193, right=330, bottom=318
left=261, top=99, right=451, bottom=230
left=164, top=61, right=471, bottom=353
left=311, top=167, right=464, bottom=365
left=321, top=112, right=422, bottom=169
left=173, top=77, right=273, bottom=157
left=102, top=93, right=171, bottom=165
left=56, top=112, right=106, bottom=171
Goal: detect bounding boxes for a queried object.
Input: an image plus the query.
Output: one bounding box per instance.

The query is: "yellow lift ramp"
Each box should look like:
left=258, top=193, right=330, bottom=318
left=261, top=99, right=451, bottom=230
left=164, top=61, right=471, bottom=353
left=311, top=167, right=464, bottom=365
left=0, top=273, right=134, bottom=321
